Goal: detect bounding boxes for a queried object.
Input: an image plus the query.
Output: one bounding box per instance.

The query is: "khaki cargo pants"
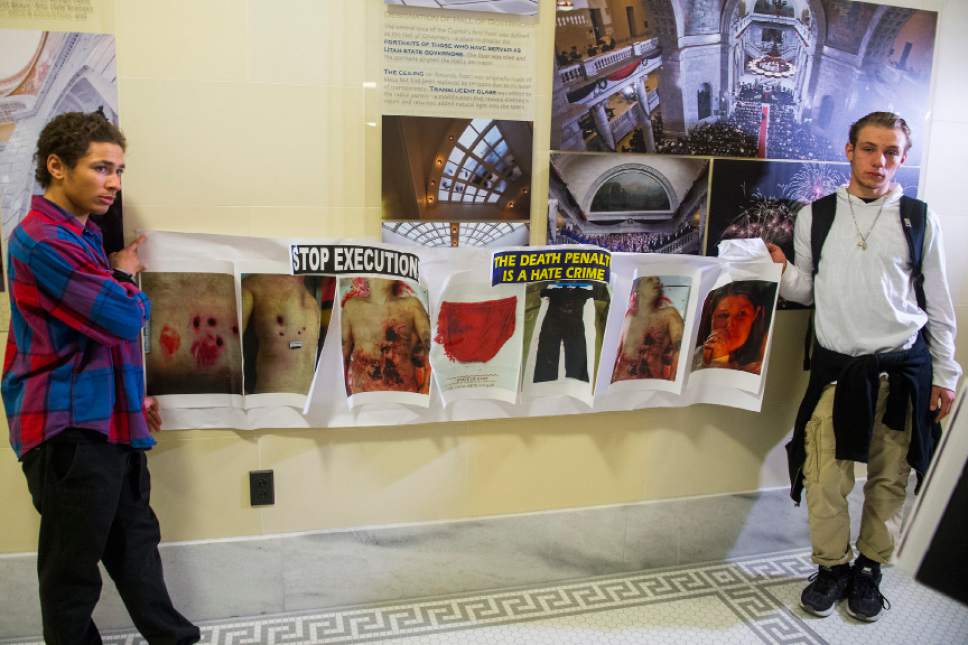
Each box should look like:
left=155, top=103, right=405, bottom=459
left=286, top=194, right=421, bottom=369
left=803, top=379, right=912, bottom=566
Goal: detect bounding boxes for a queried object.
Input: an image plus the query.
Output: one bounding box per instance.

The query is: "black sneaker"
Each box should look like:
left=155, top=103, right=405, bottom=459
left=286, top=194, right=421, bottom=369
left=800, top=564, right=851, bottom=617
left=847, top=563, right=891, bottom=622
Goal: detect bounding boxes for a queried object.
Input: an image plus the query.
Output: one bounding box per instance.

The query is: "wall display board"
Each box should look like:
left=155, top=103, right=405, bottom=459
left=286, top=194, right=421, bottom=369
left=551, top=1, right=937, bottom=162
left=386, top=0, right=540, bottom=16
left=382, top=5, right=536, bottom=120
left=140, top=232, right=781, bottom=431
left=381, top=1, right=539, bottom=249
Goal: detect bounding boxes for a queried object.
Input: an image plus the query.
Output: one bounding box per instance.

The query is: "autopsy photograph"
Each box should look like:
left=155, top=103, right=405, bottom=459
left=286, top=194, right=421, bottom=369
left=523, top=281, right=610, bottom=385
left=612, top=274, right=690, bottom=382
left=0, top=30, right=120, bottom=242
left=692, top=280, right=778, bottom=375
left=548, top=151, right=708, bottom=253
left=142, top=273, right=243, bottom=396
left=339, top=277, right=432, bottom=395
left=382, top=221, right=530, bottom=248
left=383, top=115, right=533, bottom=222
left=385, top=0, right=539, bottom=16
left=241, top=274, right=334, bottom=395
left=551, top=1, right=936, bottom=163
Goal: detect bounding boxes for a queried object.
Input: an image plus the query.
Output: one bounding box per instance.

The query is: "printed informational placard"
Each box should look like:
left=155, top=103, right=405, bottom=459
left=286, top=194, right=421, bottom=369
left=385, top=0, right=538, bottom=17
left=491, top=246, right=611, bottom=285
left=383, top=7, right=536, bottom=120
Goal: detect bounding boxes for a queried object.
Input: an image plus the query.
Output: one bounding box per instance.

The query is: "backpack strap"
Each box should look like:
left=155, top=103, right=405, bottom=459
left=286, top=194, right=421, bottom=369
left=803, top=193, right=838, bottom=370
left=899, top=195, right=928, bottom=311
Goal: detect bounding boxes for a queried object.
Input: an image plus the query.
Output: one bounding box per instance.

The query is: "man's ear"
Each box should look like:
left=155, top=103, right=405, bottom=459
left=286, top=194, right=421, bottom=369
left=844, top=142, right=854, bottom=161
left=46, top=154, right=67, bottom=182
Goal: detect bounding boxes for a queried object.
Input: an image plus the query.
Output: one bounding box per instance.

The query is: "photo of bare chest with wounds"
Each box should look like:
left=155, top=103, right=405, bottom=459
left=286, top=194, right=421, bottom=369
left=240, top=274, right=333, bottom=395
left=339, top=277, right=432, bottom=395
left=142, top=273, right=243, bottom=395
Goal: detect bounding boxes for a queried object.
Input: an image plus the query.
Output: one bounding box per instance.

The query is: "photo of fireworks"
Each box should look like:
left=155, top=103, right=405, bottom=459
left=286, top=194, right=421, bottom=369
left=705, top=159, right=920, bottom=308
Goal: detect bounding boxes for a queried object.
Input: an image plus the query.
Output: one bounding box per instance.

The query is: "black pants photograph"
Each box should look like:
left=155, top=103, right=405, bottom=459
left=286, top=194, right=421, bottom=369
left=533, top=314, right=589, bottom=383
left=22, top=429, right=199, bottom=645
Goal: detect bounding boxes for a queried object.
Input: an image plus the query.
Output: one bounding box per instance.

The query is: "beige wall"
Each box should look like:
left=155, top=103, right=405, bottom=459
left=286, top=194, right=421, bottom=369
left=1, top=0, right=965, bottom=554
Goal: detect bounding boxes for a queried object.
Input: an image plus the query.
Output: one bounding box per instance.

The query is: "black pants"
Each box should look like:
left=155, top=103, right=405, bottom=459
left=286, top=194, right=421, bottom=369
left=22, top=430, right=200, bottom=645
left=533, top=314, right=588, bottom=383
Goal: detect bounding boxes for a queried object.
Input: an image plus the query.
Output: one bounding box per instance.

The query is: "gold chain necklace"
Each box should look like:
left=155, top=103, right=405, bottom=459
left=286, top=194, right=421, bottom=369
left=846, top=193, right=886, bottom=251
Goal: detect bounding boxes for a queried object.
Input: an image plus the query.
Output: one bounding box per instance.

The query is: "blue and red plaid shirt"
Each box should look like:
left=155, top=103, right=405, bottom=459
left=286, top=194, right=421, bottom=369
left=3, top=195, right=154, bottom=458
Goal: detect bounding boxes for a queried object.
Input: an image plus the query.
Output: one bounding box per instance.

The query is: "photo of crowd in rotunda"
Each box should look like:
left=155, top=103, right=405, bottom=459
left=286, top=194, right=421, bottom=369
left=548, top=151, right=708, bottom=254
left=551, top=1, right=937, bottom=163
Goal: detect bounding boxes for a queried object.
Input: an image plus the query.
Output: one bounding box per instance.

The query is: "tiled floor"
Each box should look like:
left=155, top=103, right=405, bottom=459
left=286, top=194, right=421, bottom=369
left=385, top=0, right=539, bottom=16
left=10, top=549, right=963, bottom=644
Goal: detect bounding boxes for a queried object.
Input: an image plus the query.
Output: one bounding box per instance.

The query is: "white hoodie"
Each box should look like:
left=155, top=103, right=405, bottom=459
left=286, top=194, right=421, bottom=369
left=779, top=185, right=961, bottom=390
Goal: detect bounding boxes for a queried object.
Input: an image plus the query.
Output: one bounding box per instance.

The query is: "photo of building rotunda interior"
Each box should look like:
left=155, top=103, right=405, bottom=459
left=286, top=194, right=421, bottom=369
left=382, top=221, right=530, bottom=248
left=0, top=30, right=121, bottom=242
left=383, top=115, right=533, bottom=222
left=552, top=0, right=936, bottom=162
left=549, top=151, right=708, bottom=253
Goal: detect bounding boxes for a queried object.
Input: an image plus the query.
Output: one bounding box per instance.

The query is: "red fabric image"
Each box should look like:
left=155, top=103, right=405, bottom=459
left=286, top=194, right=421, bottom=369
left=435, top=296, right=517, bottom=363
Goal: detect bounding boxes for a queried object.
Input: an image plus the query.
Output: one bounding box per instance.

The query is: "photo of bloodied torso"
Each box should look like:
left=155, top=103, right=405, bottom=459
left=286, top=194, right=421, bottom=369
left=240, top=274, right=333, bottom=396
left=339, top=276, right=432, bottom=396
left=142, top=272, right=243, bottom=396
left=612, top=275, right=690, bottom=383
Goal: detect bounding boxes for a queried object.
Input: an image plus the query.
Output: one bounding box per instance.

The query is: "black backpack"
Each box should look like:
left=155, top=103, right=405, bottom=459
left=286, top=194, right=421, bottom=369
left=802, top=192, right=928, bottom=370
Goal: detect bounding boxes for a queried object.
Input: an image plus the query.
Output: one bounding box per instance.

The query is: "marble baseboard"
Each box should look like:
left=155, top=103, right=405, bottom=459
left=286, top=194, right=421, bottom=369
left=0, top=486, right=869, bottom=640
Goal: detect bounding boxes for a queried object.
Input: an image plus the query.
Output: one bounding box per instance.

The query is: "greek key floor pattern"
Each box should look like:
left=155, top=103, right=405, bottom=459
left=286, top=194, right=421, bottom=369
left=8, top=549, right=967, bottom=644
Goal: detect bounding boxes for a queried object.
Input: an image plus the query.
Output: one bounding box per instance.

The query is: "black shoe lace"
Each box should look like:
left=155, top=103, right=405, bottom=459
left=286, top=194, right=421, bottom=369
left=853, top=570, right=892, bottom=610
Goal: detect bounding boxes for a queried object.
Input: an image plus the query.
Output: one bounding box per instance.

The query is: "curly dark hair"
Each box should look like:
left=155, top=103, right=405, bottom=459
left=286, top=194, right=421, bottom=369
left=34, top=110, right=126, bottom=188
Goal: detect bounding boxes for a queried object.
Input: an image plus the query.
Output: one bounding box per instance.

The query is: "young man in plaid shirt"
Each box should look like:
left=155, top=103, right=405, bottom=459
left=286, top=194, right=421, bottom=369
left=3, top=111, right=199, bottom=644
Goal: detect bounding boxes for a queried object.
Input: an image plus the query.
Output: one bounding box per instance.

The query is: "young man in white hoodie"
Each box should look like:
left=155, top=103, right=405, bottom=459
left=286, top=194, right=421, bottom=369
left=767, top=112, right=960, bottom=622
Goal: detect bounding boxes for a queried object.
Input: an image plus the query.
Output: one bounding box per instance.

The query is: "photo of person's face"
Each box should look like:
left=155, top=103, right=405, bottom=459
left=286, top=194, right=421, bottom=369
left=693, top=279, right=777, bottom=376
left=708, top=295, right=758, bottom=361
left=637, top=276, right=661, bottom=303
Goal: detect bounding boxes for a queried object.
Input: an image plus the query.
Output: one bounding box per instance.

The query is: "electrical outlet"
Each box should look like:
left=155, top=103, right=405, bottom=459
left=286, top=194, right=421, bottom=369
left=249, top=470, right=274, bottom=506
